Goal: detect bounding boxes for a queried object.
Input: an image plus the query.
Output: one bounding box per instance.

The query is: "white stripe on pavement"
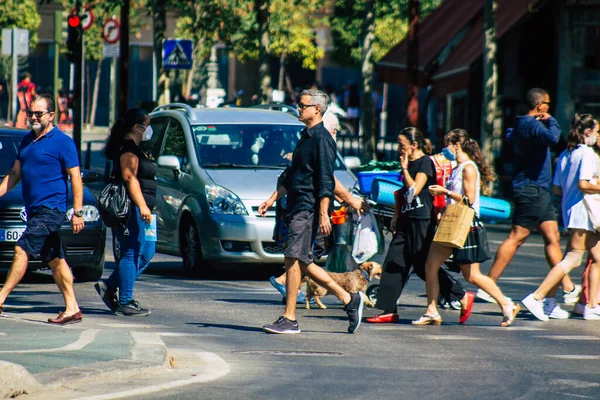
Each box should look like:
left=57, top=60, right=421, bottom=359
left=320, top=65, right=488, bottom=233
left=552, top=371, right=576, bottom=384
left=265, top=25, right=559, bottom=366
left=0, top=329, right=98, bottom=354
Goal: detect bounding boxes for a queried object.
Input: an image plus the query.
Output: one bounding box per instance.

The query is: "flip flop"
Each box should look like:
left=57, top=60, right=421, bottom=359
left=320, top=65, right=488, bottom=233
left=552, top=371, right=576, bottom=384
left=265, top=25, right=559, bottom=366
left=501, top=303, right=521, bottom=327
left=412, top=314, right=442, bottom=325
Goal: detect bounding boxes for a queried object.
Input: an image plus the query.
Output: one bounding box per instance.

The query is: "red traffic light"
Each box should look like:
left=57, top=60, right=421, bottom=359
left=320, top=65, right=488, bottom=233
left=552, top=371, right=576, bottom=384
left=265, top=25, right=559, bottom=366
left=68, top=15, right=81, bottom=28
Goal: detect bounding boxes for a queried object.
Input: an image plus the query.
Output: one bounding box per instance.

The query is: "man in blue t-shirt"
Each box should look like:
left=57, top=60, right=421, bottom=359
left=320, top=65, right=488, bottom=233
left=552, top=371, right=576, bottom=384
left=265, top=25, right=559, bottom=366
left=0, top=94, right=86, bottom=325
left=478, top=88, right=577, bottom=317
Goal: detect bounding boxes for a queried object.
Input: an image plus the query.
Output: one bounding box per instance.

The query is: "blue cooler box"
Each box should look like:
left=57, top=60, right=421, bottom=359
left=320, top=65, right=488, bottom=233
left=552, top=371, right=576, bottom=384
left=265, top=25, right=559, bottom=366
left=356, top=171, right=401, bottom=196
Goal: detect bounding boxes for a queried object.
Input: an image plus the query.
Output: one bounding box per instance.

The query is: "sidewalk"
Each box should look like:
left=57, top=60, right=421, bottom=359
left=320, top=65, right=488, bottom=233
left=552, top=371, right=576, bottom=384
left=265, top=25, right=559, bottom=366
left=0, top=310, right=229, bottom=399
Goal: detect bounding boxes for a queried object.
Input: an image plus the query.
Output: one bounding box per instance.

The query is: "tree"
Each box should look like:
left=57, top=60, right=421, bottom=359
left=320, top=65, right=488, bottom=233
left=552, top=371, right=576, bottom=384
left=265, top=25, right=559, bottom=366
left=256, top=0, right=270, bottom=103
left=269, top=0, right=326, bottom=93
left=0, top=0, right=41, bottom=122
left=480, top=0, right=500, bottom=192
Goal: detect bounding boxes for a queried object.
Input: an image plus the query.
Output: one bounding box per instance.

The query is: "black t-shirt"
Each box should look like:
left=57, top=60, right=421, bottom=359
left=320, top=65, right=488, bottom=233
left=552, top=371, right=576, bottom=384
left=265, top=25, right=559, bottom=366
left=117, top=139, right=157, bottom=210
left=398, top=155, right=435, bottom=220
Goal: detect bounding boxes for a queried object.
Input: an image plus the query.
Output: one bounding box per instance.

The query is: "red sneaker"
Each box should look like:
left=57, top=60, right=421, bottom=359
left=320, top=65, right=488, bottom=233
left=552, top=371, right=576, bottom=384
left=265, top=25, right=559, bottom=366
left=366, top=313, right=399, bottom=323
left=459, top=292, right=475, bottom=324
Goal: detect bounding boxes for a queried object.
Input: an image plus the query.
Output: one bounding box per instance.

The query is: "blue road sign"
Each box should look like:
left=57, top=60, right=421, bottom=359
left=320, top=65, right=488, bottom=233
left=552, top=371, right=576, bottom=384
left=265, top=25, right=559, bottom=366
left=163, top=39, right=193, bottom=70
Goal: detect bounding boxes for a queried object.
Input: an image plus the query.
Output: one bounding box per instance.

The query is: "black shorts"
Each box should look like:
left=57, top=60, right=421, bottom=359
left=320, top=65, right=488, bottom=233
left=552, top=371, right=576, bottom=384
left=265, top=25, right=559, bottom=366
left=512, top=184, right=557, bottom=231
left=284, top=210, right=319, bottom=265
left=17, top=207, right=66, bottom=263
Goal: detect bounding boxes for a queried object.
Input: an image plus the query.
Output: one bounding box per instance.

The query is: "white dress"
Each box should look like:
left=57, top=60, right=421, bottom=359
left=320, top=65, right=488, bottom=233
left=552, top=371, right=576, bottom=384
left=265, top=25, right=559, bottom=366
left=446, top=160, right=481, bottom=216
left=553, top=145, right=600, bottom=231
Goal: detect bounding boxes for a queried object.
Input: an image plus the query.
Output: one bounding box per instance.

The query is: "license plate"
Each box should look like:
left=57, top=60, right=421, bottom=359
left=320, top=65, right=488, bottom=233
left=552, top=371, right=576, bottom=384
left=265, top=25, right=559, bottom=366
left=0, top=229, right=25, bottom=242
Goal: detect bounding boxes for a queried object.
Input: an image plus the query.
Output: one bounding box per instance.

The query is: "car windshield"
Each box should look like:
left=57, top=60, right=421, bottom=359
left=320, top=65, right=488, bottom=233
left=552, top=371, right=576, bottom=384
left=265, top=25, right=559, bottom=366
left=0, top=135, right=21, bottom=177
left=192, top=124, right=346, bottom=170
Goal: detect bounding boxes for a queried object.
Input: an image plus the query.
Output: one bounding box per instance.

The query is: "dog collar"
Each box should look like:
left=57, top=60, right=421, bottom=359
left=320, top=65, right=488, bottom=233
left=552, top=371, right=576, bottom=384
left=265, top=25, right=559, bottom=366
left=361, top=268, right=370, bottom=282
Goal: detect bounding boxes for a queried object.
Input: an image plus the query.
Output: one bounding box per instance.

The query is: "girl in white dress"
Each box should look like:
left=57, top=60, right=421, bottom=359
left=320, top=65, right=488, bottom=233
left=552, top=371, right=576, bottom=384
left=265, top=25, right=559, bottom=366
left=414, top=129, right=520, bottom=326
left=522, top=114, right=600, bottom=320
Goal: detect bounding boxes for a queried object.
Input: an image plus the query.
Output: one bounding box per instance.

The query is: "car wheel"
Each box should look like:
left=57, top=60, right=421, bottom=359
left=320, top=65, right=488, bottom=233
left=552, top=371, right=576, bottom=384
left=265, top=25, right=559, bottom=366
left=72, top=254, right=105, bottom=282
left=181, top=219, right=213, bottom=278
left=366, top=284, right=379, bottom=306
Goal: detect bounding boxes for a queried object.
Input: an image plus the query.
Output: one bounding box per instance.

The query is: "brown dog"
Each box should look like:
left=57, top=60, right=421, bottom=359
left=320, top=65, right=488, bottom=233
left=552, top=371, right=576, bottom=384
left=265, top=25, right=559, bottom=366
left=304, top=261, right=382, bottom=309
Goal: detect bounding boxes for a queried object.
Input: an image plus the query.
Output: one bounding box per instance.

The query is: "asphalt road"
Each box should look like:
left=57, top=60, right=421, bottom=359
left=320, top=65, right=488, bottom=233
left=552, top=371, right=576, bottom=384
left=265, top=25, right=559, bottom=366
left=3, top=226, right=600, bottom=400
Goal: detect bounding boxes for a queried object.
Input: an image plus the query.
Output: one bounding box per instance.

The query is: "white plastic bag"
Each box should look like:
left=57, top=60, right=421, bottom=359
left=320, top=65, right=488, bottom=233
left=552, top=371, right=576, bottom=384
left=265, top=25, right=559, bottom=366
left=584, top=193, right=600, bottom=231
left=352, top=213, right=380, bottom=264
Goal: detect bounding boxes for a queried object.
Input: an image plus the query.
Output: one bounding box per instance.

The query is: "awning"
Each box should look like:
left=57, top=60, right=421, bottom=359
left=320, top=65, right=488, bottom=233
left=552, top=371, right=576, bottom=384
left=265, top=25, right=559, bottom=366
left=377, top=0, right=482, bottom=86
left=432, top=0, right=541, bottom=96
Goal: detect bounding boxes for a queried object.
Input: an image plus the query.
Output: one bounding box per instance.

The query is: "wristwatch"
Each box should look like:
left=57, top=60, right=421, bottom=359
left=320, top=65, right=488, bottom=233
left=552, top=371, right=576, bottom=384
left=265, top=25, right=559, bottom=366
left=73, top=209, right=84, bottom=218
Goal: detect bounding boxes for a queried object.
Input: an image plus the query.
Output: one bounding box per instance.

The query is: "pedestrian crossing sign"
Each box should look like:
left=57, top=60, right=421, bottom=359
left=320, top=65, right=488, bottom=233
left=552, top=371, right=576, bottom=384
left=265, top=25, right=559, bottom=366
left=163, top=39, right=193, bottom=70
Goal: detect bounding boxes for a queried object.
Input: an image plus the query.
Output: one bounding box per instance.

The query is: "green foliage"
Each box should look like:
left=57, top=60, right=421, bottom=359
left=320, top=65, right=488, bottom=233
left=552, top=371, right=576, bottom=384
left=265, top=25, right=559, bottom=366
left=0, top=0, right=42, bottom=51
left=330, top=0, right=442, bottom=66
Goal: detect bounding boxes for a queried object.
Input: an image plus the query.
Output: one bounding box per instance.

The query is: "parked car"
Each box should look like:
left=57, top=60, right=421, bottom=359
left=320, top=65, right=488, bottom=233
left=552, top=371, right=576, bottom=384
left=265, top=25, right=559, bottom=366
left=0, top=127, right=106, bottom=282
left=143, top=103, right=357, bottom=277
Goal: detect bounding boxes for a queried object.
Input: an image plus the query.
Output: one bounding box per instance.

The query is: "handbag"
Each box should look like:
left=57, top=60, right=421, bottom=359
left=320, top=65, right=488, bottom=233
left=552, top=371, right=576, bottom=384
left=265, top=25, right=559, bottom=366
left=98, top=180, right=132, bottom=228
left=433, top=196, right=475, bottom=248
left=450, top=216, right=491, bottom=265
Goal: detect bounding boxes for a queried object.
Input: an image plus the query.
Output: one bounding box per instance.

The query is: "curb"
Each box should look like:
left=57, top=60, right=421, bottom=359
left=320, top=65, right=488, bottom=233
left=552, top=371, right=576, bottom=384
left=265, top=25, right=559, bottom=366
left=0, top=361, right=41, bottom=399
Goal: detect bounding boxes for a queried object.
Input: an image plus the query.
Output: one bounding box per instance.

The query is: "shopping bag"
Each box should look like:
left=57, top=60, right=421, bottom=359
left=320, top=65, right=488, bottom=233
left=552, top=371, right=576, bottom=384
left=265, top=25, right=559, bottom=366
left=433, top=197, right=475, bottom=248
left=352, top=213, right=381, bottom=263
left=584, top=193, right=600, bottom=231
left=450, top=217, right=491, bottom=264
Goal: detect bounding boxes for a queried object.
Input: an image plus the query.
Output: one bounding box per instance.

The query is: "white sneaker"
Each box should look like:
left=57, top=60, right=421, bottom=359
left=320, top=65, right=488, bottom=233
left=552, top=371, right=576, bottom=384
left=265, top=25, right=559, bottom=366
left=583, top=305, right=600, bottom=320
left=573, top=303, right=585, bottom=316
left=521, top=293, right=549, bottom=321
left=476, top=288, right=512, bottom=304
left=562, top=284, right=582, bottom=305
left=543, top=298, right=570, bottom=319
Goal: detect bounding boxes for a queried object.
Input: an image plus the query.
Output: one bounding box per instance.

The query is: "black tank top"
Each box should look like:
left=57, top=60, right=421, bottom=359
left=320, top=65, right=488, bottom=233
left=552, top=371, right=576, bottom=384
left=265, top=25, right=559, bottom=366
left=116, top=139, right=157, bottom=210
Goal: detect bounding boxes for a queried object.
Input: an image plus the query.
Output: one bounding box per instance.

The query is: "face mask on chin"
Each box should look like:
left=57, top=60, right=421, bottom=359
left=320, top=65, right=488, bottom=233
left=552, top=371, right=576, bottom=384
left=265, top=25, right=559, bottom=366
left=585, top=135, right=598, bottom=147
left=442, top=146, right=456, bottom=161
left=141, top=125, right=154, bottom=141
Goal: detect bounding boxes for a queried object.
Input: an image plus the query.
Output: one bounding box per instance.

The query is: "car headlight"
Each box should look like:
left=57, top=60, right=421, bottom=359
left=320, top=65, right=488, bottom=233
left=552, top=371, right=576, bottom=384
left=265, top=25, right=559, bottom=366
left=205, top=185, right=248, bottom=215
left=66, top=206, right=100, bottom=222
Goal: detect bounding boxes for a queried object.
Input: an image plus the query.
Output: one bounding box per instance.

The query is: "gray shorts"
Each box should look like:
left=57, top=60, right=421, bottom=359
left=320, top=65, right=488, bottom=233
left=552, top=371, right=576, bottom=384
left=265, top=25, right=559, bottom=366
left=284, top=210, right=319, bottom=265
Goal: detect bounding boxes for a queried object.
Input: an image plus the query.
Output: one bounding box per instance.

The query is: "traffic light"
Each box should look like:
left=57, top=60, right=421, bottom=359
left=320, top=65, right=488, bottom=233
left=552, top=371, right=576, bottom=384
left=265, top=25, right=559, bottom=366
left=54, top=10, right=68, bottom=43
left=66, top=13, right=82, bottom=63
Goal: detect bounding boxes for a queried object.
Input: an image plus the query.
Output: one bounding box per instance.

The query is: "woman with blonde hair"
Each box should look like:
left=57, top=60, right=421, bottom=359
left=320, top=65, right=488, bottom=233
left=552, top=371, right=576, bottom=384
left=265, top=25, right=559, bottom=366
left=414, top=129, right=520, bottom=326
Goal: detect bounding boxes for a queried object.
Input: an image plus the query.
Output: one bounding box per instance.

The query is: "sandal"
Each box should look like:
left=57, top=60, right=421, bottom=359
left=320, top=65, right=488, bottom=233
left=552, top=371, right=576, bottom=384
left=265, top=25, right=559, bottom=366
left=412, top=314, right=442, bottom=325
left=0, top=304, right=3, bottom=315
left=501, top=303, right=521, bottom=327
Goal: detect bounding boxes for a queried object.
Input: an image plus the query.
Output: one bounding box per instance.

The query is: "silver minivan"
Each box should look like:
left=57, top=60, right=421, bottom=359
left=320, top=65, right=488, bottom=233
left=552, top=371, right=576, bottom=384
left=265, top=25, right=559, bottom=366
left=145, top=104, right=356, bottom=276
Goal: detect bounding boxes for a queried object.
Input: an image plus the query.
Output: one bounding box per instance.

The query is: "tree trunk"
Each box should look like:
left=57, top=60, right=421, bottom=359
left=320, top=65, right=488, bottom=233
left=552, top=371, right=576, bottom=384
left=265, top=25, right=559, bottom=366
left=405, top=0, right=419, bottom=128
left=152, top=0, right=167, bottom=105
left=256, top=0, right=271, bottom=104
left=480, top=0, right=500, bottom=190
left=278, top=51, right=286, bottom=91
left=118, top=0, right=130, bottom=117
left=85, top=62, right=91, bottom=126
left=285, top=73, right=296, bottom=103
left=554, top=0, right=573, bottom=133
left=361, top=0, right=377, bottom=163
left=89, top=58, right=102, bottom=129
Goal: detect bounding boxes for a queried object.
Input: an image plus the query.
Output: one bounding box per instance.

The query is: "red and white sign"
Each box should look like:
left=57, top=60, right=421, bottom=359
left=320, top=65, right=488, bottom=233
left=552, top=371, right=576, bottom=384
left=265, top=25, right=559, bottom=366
left=81, top=6, right=95, bottom=31
left=102, top=18, right=120, bottom=44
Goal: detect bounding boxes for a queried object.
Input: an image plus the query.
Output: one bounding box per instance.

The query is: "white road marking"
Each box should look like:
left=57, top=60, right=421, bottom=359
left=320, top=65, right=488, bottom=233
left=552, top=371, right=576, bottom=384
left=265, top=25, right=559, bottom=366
left=476, top=326, right=547, bottom=331
left=549, top=393, right=595, bottom=399
left=157, top=332, right=222, bottom=337
left=489, top=240, right=546, bottom=248
left=549, top=379, right=600, bottom=388
left=99, top=323, right=169, bottom=329
left=418, top=335, right=479, bottom=340
left=548, top=355, right=600, bottom=360
left=0, top=332, right=6, bottom=336
left=0, top=329, right=98, bottom=354
left=537, top=335, right=600, bottom=340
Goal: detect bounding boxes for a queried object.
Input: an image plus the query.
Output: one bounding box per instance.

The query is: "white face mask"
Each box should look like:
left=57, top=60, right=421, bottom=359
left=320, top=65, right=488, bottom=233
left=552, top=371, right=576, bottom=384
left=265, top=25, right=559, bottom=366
left=141, top=125, right=154, bottom=141
left=585, top=134, right=598, bottom=147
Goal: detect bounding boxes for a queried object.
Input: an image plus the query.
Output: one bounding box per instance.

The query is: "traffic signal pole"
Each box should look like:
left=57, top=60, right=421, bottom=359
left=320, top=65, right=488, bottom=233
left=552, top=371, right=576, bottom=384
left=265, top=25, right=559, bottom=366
left=118, top=0, right=130, bottom=117
left=67, top=0, right=83, bottom=161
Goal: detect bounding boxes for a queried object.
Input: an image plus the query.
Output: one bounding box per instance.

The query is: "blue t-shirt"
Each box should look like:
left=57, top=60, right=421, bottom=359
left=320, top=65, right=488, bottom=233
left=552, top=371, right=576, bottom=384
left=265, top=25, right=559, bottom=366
left=17, top=126, right=79, bottom=213
left=512, top=115, right=560, bottom=190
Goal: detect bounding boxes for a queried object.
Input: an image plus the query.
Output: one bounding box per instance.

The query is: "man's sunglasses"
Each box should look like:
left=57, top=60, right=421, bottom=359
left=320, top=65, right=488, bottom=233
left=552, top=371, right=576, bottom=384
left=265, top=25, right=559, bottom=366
left=298, top=103, right=317, bottom=111
left=26, top=110, right=50, bottom=118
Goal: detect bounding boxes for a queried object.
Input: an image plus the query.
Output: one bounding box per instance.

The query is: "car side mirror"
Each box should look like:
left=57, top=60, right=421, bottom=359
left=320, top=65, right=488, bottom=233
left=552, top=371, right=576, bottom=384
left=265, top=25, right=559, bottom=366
left=80, top=169, right=99, bottom=183
left=343, top=156, right=361, bottom=171
left=157, top=155, right=182, bottom=180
